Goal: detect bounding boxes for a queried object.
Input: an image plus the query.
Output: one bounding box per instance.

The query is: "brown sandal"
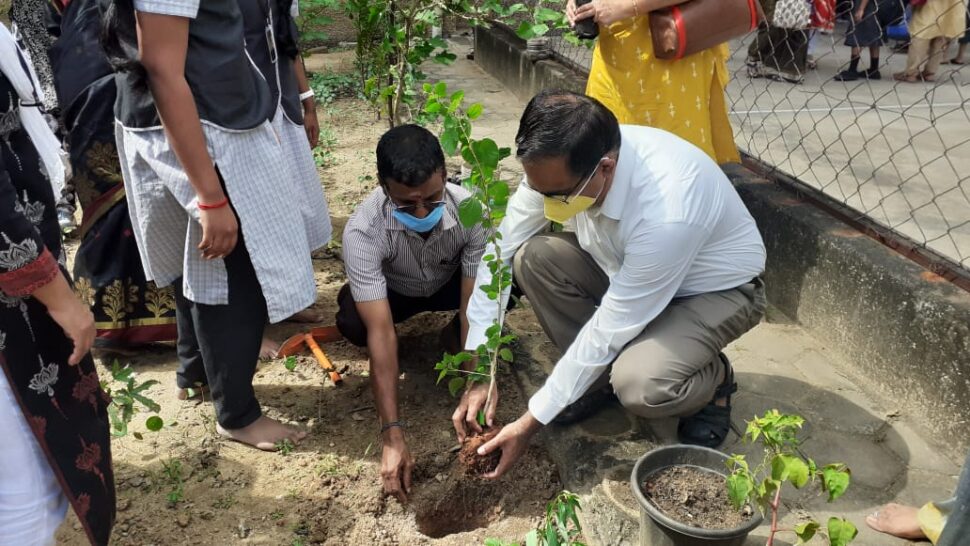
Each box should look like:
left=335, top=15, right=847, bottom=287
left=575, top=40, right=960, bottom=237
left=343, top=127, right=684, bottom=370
left=921, top=71, right=936, bottom=82
left=893, top=71, right=918, bottom=82
left=178, top=385, right=210, bottom=401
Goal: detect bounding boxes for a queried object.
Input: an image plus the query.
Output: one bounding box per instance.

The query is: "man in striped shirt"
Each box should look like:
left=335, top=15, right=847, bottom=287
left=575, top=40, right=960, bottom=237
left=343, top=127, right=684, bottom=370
left=337, top=124, right=488, bottom=502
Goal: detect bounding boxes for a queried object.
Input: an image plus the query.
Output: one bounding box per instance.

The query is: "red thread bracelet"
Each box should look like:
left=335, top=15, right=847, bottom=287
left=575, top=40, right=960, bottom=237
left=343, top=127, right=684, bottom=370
left=198, top=197, right=229, bottom=211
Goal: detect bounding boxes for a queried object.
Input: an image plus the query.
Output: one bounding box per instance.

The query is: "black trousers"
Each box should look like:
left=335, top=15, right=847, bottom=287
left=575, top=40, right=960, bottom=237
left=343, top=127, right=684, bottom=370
left=336, top=271, right=463, bottom=348
left=174, top=235, right=268, bottom=429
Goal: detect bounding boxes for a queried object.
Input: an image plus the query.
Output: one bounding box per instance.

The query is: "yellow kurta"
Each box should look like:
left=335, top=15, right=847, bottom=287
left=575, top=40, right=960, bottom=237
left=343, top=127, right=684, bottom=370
left=585, top=17, right=741, bottom=165
left=910, top=0, right=967, bottom=40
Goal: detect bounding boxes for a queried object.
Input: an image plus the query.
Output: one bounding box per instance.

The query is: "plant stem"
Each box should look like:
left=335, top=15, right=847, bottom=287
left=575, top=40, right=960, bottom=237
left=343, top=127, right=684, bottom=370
left=766, top=487, right=782, bottom=546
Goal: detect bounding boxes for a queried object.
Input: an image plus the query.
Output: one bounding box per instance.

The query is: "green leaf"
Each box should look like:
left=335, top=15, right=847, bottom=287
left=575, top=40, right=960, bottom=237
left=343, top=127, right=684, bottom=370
left=471, top=139, right=501, bottom=172
left=516, top=20, right=536, bottom=40
left=826, top=517, right=858, bottom=546
left=448, top=377, right=466, bottom=397
left=467, top=103, right=484, bottom=120
left=284, top=355, right=298, bottom=372
left=433, top=82, right=447, bottom=97
left=525, top=530, right=540, bottom=546
left=131, top=393, right=161, bottom=413
left=433, top=52, right=457, bottom=65
left=794, top=521, right=820, bottom=544
left=786, top=457, right=810, bottom=488
left=535, top=7, right=562, bottom=22
left=145, top=415, right=164, bottom=432
left=726, top=473, right=753, bottom=511
left=822, top=465, right=851, bottom=501
left=499, top=348, right=514, bottom=362
left=477, top=410, right=486, bottom=426
left=458, top=198, right=483, bottom=227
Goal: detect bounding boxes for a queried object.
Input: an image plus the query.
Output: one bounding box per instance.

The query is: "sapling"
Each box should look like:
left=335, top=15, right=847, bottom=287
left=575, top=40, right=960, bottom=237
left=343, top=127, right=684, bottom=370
left=422, top=82, right=515, bottom=428
left=101, top=360, right=165, bottom=439
left=726, top=410, right=858, bottom=546
left=485, top=490, right=586, bottom=546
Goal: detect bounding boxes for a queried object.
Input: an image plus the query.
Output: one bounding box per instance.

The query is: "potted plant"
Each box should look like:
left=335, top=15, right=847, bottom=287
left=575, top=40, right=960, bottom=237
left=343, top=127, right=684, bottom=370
left=630, top=411, right=858, bottom=546
left=631, top=444, right=762, bottom=546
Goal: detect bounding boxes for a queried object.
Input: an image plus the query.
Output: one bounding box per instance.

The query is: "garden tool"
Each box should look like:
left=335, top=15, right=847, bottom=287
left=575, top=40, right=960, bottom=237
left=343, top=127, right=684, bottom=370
left=277, top=326, right=344, bottom=385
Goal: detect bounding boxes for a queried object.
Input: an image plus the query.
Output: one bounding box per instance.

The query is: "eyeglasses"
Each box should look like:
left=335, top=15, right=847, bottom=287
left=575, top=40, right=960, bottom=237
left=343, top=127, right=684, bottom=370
left=542, top=159, right=604, bottom=204
left=384, top=187, right=447, bottom=215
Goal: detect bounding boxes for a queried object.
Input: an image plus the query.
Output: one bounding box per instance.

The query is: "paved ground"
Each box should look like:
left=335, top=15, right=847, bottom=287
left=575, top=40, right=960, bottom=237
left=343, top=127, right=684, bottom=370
left=548, top=23, right=970, bottom=269
left=425, top=44, right=963, bottom=545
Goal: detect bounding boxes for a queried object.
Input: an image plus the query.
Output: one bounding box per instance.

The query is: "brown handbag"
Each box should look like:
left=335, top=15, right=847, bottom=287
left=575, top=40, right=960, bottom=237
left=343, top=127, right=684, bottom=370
left=649, top=0, right=764, bottom=60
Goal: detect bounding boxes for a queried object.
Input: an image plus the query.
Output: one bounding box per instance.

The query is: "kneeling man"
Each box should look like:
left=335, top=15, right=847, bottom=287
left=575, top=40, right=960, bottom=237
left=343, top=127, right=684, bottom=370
left=338, top=124, right=489, bottom=499
left=454, top=90, right=767, bottom=478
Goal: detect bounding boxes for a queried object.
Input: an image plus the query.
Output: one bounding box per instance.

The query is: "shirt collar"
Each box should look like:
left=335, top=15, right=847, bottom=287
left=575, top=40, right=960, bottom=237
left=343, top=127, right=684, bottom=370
left=385, top=184, right=459, bottom=232
left=597, top=128, right=633, bottom=221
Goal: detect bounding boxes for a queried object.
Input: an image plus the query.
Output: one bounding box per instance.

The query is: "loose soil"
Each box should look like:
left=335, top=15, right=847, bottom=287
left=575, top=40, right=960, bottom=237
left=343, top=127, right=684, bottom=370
left=54, top=56, right=560, bottom=545
left=642, top=465, right=753, bottom=531
left=458, top=427, right=503, bottom=476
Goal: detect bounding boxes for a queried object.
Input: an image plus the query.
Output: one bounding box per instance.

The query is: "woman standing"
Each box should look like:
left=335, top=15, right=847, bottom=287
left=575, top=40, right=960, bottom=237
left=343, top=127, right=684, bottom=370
left=746, top=0, right=811, bottom=83
left=50, top=0, right=179, bottom=350
left=894, top=0, right=967, bottom=81
left=567, top=0, right=740, bottom=164
left=103, top=0, right=324, bottom=449
left=0, top=24, right=115, bottom=545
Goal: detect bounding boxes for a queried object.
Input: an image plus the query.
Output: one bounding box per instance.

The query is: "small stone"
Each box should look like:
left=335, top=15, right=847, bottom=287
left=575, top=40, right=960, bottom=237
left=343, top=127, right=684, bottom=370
left=176, top=514, right=191, bottom=528
left=117, top=499, right=131, bottom=512
left=435, top=473, right=446, bottom=483
left=237, top=521, right=251, bottom=539
left=329, top=442, right=336, bottom=448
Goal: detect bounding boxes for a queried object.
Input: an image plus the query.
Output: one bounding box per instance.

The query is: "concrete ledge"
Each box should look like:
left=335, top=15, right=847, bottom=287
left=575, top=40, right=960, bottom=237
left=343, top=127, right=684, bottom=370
left=723, top=164, right=970, bottom=459
left=473, top=24, right=587, bottom=101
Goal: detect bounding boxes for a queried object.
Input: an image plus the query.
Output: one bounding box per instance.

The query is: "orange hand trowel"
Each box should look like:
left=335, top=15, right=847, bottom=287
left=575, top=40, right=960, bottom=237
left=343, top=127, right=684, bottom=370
left=276, top=326, right=344, bottom=385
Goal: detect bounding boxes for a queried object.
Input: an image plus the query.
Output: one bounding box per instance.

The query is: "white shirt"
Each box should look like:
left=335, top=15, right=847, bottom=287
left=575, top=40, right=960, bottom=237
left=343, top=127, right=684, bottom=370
left=465, top=125, right=766, bottom=424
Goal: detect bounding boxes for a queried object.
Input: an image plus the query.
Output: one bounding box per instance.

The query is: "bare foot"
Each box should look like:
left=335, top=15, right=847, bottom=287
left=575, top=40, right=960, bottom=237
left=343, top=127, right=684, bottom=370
left=216, top=415, right=308, bottom=451
left=866, top=503, right=927, bottom=540
left=287, top=308, right=326, bottom=323
left=260, top=335, right=281, bottom=360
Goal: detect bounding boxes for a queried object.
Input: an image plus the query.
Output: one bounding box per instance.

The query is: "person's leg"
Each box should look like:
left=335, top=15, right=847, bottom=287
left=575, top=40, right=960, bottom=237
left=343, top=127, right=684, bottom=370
left=335, top=283, right=370, bottom=347
left=867, top=44, right=881, bottom=76
left=511, top=233, right=609, bottom=353
left=923, top=37, right=948, bottom=79
left=174, top=277, right=208, bottom=398
left=609, top=279, right=766, bottom=421
left=0, top=371, right=68, bottom=546
left=898, top=37, right=930, bottom=79
left=937, top=449, right=970, bottom=545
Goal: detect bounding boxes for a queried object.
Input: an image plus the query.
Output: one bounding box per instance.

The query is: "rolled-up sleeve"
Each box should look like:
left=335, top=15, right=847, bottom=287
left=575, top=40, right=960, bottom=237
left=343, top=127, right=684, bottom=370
left=0, top=156, right=59, bottom=297
left=527, top=221, right=710, bottom=424
left=134, top=0, right=200, bottom=18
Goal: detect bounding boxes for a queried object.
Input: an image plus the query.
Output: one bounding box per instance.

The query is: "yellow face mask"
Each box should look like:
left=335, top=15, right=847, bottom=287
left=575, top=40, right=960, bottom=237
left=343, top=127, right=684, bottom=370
left=543, top=195, right=597, bottom=224
left=542, top=159, right=605, bottom=224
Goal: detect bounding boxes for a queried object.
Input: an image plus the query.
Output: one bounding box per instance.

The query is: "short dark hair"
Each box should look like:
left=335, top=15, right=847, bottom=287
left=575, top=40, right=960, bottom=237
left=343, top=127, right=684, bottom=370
left=376, top=124, right=445, bottom=187
left=515, top=90, right=622, bottom=178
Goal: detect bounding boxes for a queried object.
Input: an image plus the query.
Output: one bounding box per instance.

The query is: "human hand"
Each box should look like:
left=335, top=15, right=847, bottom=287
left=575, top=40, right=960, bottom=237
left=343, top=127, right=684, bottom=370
left=453, top=382, right=498, bottom=442
left=572, top=0, right=638, bottom=27
left=198, top=202, right=238, bottom=260
left=566, top=0, right=578, bottom=25
left=476, top=412, right=541, bottom=479
left=303, top=105, right=320, bottom=149
left=854, top=8, right=865, bottom=22
left=47, top=292, right=95, bottom=366
left=380, top=428, right=415, bottom=503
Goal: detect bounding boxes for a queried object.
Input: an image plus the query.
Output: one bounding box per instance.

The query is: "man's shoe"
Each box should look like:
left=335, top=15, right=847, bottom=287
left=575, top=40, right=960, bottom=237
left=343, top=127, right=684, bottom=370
left=552, top=386, right=618, bottom=426
left=864, top=68, right=882, bottom=80
left=677, top=353, right=737, bottom=448
left=834, top=69, right=861, bottom=81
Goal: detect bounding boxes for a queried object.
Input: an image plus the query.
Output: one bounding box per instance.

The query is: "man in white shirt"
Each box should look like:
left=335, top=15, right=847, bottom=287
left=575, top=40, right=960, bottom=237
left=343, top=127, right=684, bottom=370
left=452, top=90, right=767, bottom=478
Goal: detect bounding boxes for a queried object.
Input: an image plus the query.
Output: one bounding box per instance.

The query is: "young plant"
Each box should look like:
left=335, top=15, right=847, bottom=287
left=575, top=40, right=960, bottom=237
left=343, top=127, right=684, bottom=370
left=159, top=458, right=185, bottom=506
left=421, top=82, right=515, bottom=425
left=101, top=360, right=164, bottom=439
left=485, top=490, right=585, bottom=546
left=726, top=410, right=858, bottom=546
left=276, top=438, right=296, bottom=456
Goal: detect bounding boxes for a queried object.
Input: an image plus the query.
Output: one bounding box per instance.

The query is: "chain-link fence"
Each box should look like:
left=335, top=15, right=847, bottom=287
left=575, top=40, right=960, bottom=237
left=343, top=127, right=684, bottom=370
left=541, top=1, right=970, bottom=272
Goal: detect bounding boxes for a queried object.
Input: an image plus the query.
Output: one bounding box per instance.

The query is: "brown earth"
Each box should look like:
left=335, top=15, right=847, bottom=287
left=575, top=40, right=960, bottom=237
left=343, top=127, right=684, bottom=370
left=642, top=465, right=753, bottom=531
left=54, top=64, right=560, bottom=545
left=458, top=427, right=503, bottom=477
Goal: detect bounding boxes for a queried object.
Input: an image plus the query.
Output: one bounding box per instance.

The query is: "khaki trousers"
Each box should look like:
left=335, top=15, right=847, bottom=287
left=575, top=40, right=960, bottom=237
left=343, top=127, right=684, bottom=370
left=513, top=233, right=766, bottom=419
left=904, top=36, right=950, bottom=76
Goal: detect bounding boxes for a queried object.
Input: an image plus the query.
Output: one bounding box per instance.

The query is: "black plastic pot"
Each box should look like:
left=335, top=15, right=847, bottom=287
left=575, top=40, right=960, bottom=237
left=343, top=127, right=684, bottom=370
left=573, top=0, right=599, bottom=39
left=630, top=445, right=763, bottom=546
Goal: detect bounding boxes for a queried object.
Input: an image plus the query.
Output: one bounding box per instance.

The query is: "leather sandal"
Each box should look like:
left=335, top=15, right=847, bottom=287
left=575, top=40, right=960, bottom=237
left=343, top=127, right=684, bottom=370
left=178, top=385, right=210, bottom=402
left=677, top=353, right=737, bottom=448
left=893, top=71, right=918, bottom=82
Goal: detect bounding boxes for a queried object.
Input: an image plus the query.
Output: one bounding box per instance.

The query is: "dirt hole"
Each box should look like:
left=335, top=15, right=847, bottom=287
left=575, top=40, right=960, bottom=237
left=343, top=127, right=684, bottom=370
left=414, top=478, right=501, bottom=538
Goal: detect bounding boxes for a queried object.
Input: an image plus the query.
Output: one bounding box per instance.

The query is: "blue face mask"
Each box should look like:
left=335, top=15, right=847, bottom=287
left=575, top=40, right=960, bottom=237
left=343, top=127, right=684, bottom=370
left=392, top=205, right=445, bottom=233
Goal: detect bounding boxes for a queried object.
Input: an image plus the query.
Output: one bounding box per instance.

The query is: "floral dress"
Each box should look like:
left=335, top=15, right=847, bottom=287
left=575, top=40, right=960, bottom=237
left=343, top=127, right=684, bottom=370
left=0, top=63, right=115, bottom=545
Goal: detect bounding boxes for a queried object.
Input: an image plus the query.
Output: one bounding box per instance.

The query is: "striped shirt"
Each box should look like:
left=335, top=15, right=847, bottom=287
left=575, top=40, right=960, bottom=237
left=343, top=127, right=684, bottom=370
left=342, top=184, right=489, bottom=302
